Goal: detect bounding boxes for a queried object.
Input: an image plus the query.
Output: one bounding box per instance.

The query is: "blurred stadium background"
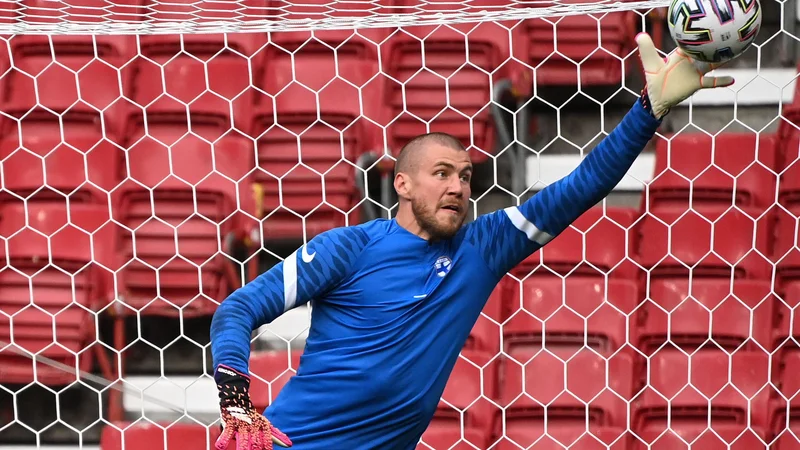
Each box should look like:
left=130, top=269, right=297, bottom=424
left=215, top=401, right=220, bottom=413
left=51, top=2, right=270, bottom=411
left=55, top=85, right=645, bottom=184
left=0, top=0, right=798, bottom=449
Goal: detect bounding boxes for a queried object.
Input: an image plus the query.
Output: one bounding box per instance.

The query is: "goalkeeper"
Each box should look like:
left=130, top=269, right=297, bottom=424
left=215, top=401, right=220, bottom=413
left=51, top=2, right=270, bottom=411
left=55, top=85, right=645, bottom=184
left=209, top=33, right=734, bottom=450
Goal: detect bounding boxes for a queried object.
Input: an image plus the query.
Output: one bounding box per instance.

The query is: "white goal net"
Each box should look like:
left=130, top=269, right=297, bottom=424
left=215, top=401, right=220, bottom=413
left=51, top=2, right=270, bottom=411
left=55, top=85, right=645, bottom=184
left=0, top=0, right=797, bottom=449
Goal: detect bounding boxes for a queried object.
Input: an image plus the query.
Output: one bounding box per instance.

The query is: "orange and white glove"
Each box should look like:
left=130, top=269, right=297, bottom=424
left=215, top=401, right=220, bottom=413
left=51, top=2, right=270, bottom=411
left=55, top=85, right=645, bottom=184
left=636, top=32, right=735, bottom=119
left=214, top=365, right=292, bottom=450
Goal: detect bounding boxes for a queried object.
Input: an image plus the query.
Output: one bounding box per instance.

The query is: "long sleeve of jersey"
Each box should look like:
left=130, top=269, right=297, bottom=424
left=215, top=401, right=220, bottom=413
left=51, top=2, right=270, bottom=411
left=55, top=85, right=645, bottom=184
left=210, top=227, right=371, bottom=375
left=466, top=98, right=662, bottom=277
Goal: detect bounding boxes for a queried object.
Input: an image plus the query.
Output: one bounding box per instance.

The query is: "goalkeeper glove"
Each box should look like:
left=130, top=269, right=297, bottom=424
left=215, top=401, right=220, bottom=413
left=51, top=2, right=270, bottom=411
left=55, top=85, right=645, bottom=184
left=214, top=364, right=293, bottom=450
left=636, top=32, right=735, bottom=120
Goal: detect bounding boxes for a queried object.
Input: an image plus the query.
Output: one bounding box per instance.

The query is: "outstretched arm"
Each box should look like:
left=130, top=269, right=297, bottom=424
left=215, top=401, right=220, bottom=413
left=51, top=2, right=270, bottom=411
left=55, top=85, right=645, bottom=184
left=467, top=95, right=660, bottom=276
left=466, top=33, right=735, bottom=277
left=210, top=226, right=370, bottom=376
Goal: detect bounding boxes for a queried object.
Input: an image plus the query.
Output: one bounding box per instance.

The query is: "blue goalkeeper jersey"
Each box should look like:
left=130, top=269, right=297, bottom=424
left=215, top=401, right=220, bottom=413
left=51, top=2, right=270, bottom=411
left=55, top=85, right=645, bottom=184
left=210, top=99, right=661, bottom=449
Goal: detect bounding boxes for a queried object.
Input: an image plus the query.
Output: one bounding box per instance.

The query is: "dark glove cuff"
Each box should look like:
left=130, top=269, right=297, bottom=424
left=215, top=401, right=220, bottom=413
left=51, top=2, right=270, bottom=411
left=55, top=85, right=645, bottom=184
left=214, top=364, right=250, bottom=389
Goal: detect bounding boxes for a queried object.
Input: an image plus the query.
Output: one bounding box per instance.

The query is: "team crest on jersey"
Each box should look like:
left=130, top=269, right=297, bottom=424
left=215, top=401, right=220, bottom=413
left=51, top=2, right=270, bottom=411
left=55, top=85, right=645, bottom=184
left=435, top=256, right=452, bottom=278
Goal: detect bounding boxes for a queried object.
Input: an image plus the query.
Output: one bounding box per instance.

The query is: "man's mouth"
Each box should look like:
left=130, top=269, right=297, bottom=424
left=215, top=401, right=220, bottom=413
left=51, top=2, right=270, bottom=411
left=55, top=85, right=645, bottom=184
left=440, top=204, right=461, bottom=214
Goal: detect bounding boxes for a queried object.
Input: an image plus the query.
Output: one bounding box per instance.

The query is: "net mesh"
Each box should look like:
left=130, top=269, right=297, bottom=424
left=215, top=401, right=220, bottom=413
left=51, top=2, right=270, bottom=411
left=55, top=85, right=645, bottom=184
left=0, top=0, right=670, bottom=34
left=0, top=0, right=797, bottom=449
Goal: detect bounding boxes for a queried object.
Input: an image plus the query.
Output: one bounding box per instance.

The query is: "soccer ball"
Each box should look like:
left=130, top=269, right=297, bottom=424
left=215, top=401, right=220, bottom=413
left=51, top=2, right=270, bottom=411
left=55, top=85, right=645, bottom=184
left=667, top=0, right=762, bottom=64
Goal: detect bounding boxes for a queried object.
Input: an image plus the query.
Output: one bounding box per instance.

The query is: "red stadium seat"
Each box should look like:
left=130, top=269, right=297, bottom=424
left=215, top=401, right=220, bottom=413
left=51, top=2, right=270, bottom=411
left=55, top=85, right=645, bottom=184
left=772, top=209, right=800, bottom=289
left=249, top=350, right=303, bottom=411
left=0, top=132, right=119, bottom=207
left=0, top=0, right=12, bottom=23
left=252, top=56, right=383, bottom=133
left=633, top=423, right=767, bottom=450
left=100, top=421, right=220, bottom=450
left=770, top=351, right=800, bottom=435
left=635, top=279, right=774, bottom=354
left=0, top=203, right=116, bottom=273
left=114, top=136, right=253, bottom=317
left=252, top=58, right=382, bottom=240
left=127, top=55, right=253, bottom=144
left=774, top=284, right=800, bottom=353
left=495, top=273, right=520, bottom=321
left=265, top=0, right=390, bottom=63
left=647, top=132, right=778, bottom=213
left=776, top=430, right=800, bottom=450
left=633, top=349, right=772, bottom=431
left=494, top=423, right=630, bottom=449
left=781, top=114, right=800, bottom=156
left=0, top=54, right=133, bottom=142
left=0, top=203, right=114, bottom=385
left=11, top=0, right=141, bottom=58
left=520, top=1, right=634, bottom=86
left=138, top=0, right=268, bottom=57
left=513, top=207, right=638, bottom=279
left=778, top=108, right=800, bottom=194
left=381, top=9, right=517, bottom=164
left=417, top=426, right=488, bottom=449
left=499, top=349, right=633, bottom=429
left=432, top=351, right=499, bottom=435
left=503, top=278, right=638, bottom=356
left=252, top=38, right=385, bottom=111
left=635, top=206, right=772, bottom=280
left=465, top=285, right=504, bottom=354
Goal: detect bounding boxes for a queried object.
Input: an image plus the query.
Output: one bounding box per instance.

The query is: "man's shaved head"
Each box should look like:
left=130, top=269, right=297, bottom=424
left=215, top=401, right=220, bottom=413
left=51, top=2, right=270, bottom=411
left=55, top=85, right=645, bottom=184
left=394, top=132, right=466, bottom=177
left=392, top=131, right=472, bottom=241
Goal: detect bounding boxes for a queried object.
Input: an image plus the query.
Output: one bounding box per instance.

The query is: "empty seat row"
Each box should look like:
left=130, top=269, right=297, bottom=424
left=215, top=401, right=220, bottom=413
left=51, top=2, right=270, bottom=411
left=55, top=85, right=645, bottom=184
left=0, top=44, right=496, bottom=156
left=511, top=205, right=778, bottom=282
left=0, top=132, right=362, bottom=241
left=2, top=0, right=638, bottom=87
left=4, top=201, right=800, bottom=384
left=0, top=48, right=522, bottom=168
left=647, top=132, right=780, bottom=212
left=421, top=348, right=800, bottom=443
left=500, top=277, right=777, bottom=355
left=0, top=204, right=113, bottom=385
left=491, top=275, right=800, bottom=361
left=1, top=257, right=793, bottom=386
left=0, top=137, right=252, bottom=305
left=103, top=348, right=794, bottom=449
left=0, top=0, right=645, bottom=177
left=0, top=53, right=378, bottom=146
left=100, top=420, right=797, bottom=449
left=2, top=127, right=795, bottom=247
left=3, top=127, right=795, bottom=242
left=0, top=47, right=494, bottom=236
left=1, top=195, right=798, bottom=365
left=0, top=201, right=237, bottom=386
left=489, top=424, right=772, bottom=450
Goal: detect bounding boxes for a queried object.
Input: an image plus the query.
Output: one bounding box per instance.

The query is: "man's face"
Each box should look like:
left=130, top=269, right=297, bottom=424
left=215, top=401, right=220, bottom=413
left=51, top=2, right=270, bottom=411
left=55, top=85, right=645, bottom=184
left=406, top=144, right=472, bottom=240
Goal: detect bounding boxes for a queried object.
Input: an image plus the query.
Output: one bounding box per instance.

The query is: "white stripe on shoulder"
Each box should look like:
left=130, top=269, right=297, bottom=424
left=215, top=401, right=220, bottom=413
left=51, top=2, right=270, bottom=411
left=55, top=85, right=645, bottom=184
left=283, top=250, right=298, bottom=312
left=503, top=206, right=554, bottom=246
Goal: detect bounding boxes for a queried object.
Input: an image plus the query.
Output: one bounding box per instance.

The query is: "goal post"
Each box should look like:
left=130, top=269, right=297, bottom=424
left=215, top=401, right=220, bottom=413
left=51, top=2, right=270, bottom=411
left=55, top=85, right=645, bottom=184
left=0, top=0, right=794, bottom=449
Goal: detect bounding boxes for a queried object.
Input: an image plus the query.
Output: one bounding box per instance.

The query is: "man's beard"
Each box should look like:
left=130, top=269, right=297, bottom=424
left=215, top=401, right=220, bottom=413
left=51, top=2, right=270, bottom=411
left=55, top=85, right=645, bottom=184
left=411, top=197, right=465, bottom=241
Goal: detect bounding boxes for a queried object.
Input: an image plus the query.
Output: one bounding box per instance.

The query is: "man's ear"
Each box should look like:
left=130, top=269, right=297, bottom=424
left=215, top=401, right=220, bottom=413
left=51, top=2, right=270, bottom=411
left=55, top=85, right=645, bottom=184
left=394, top=172, right=412, bottom=201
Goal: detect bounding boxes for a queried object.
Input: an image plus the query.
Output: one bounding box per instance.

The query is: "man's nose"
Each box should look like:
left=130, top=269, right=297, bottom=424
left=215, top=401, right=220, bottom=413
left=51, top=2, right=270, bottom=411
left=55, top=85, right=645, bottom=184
left=447, top=176, right=464, bottom=196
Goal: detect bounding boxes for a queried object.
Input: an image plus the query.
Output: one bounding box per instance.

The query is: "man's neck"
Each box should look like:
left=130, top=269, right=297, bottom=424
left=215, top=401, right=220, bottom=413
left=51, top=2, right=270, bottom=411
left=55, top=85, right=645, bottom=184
left=395, top=208, right=430, bottom=241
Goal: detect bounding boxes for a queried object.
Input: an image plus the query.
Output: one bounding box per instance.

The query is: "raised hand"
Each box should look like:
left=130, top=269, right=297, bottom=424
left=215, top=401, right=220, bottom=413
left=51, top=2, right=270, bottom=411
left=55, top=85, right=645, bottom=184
left=636, top=32, right=735, bottom=119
